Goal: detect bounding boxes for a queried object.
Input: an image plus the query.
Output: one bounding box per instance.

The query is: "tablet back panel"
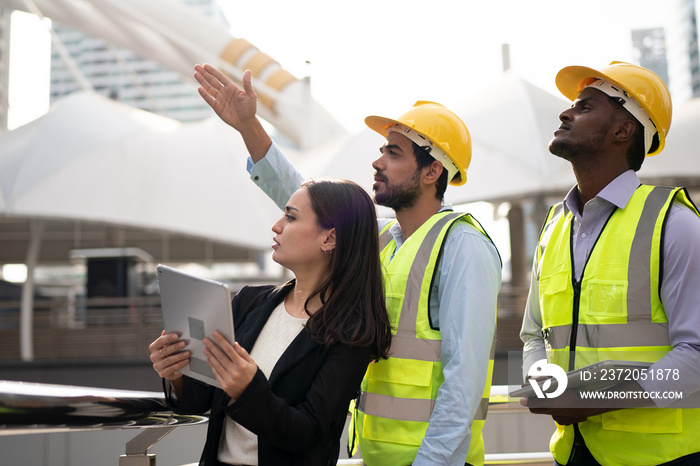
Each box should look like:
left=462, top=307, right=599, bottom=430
left=157, top=264, right=234, bottom=388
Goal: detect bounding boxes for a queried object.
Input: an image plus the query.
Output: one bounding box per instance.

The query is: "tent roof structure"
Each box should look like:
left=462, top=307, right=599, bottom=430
left=1, top=1, right=699, bottom=268
left=0, top=92, right=282, bottom=264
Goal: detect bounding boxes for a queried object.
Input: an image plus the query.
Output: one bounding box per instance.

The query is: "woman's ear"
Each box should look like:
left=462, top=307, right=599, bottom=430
left=322, top=228, right=336, bottom=253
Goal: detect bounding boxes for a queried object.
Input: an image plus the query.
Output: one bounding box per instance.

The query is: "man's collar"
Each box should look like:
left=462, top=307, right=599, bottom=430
left=563, top=170, right=640, bottom=215
left=390, top=204, right=454, bottom=246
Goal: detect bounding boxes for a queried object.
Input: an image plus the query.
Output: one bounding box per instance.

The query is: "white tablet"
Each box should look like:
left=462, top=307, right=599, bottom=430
left=510, top=360, right=652, bottom=398
left=157, top=264, right=234, bottom=388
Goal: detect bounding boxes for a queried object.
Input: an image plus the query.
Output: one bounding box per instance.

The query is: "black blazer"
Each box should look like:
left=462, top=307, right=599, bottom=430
left=167, top=281, right=372, bottom=466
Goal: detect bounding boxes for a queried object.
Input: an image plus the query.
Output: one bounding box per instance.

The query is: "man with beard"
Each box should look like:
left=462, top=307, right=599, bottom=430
left=519, top=61, right=700, bottom=466
left=193, top=64, right=502, bottom=466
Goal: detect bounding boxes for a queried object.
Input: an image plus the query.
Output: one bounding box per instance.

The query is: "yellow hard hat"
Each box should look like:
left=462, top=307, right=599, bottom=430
left=365, top=101, right=471, bottom=185
left=555, top=61, right=672, bottom=156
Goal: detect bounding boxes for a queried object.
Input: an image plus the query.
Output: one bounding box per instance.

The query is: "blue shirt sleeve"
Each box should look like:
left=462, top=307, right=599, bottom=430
left=247, top=141, right=305, bottom=210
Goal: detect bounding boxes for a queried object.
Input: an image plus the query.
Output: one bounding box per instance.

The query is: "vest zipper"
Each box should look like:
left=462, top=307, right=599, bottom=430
left=569, top=280, right=581, bottom=372
left=566, top=206, right=615, bottom=373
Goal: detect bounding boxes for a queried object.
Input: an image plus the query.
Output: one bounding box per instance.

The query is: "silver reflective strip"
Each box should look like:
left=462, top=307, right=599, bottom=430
left=389, top=333, right=441, bottom=361
left=358, top=391, right=490, bottom=423
left=627, top=187, right=673, bottom=320
left=357, top=390, right=435, bottom=422
left=379, top=224, right=395, bottom=251
left=475, top=397, right=489, bottom=421
left=546, top=321, right=670, bottom=349
left=545, top=325, right=570, bottom=350
left=390, top=213, right=462, bottom=360
left=550, top=203, right=564, bottom=221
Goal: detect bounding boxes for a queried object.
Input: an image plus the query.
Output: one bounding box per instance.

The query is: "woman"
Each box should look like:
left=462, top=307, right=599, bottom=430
left=149, top=178, right=391, bottom=466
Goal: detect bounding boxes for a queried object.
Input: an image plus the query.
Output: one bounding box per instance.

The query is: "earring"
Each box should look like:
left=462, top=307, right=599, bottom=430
left=323, top=247, right=331, bottom=255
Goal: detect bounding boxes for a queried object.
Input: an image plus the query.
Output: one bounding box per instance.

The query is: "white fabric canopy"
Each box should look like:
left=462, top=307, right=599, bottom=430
left=300, top=72, right=700, bottom=207
left=298, top=72, right=575, bottom=207
left=0, top=0, right=346, bottom=149
left=639, top=97, right=700, bottom=186
left=0, top=92, right=282, bottom=254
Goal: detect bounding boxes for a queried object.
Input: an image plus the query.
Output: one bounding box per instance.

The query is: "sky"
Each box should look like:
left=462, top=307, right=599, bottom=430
left=7, top=0, right=676, bottom=132
left=218, top=0, right=675, bottom=132
left=2, top=0, right=681, bottom=279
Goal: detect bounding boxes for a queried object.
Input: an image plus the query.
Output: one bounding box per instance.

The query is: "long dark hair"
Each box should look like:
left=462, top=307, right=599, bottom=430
left=301, top=178, right=391, bottom=361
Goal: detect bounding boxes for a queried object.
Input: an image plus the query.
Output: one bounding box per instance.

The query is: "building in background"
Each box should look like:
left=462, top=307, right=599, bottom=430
left=49, top=0, right=228, bottom=122
left=632, top=27, right=669, bottom=85
left=665, top=0, right=700, bottom=103
left=0, top=9, right=10, bottom=130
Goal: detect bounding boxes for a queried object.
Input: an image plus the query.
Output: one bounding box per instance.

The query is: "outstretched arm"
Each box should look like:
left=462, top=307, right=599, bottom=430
left=195, top=63, right=304, bottom=209
left=194, top=64, right=271, bottom=162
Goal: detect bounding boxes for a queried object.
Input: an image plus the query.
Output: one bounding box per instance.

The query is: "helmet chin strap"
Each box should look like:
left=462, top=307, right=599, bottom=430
left=585, top=79, right=657, bottom=154
left=387, top=124, right=460, bottom=181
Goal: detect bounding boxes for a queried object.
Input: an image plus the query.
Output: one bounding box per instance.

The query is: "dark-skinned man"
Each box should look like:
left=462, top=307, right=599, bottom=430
left=520, top=61, right=700, bottom=466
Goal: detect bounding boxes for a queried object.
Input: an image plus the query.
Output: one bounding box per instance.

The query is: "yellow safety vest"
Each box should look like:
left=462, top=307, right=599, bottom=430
left=351, top=211, right=496, bottom=466
left=537, top=185, right=700, bottom=466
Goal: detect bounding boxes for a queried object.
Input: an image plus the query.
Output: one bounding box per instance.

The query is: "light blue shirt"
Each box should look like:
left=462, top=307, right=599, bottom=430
left=248, top=142, right=502, bottom=465
left=520, top=170, right=700, bottom=406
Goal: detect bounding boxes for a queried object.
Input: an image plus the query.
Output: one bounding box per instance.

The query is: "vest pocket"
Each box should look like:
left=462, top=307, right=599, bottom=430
left=361, top=360, right=434, bottom=447
left=602, top=408, right=681, bottom=433
left=585, top=279, right=627, bottom=320
left=540, top=273, right=571, bottom=328
left=366, top=358, right=433, bottom=398
left=360, top=411, right=426, bottom=446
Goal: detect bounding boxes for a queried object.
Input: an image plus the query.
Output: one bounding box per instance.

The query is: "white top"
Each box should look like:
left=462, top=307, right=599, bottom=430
left=218, top=301, right=308, bottom=465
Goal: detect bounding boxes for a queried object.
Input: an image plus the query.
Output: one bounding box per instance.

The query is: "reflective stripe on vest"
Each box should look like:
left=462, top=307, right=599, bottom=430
left=356, top=212, right=496, bottom=466
left=539, top=186, right=675, bottom=365
left=537, top=185, right=700, bottom=466
left=359, top=213, right=460, bottom=424
left=378, top=222, right=394, bottom=251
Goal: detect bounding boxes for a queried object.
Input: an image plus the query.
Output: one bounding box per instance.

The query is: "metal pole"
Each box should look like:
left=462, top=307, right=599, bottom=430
left=0, top=8, right=11, bottom=131
left=20, top=219, right=45, bottom=361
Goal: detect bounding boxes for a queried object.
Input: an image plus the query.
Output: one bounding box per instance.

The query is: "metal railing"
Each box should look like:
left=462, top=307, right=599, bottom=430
left=0, top=380, right=207, bottom=465
left=0, top=380, right=552, bottom=466
left=0, top=296, right=164, bottom=360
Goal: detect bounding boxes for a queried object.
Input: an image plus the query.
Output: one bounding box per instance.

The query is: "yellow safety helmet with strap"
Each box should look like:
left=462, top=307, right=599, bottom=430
left=555, top=61, right=672, bottom=156
left=365, top=101, right=471, bottom=185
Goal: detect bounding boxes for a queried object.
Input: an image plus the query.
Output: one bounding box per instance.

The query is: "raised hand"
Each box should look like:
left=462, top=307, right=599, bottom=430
left=194, top=64, right=258, bottom=131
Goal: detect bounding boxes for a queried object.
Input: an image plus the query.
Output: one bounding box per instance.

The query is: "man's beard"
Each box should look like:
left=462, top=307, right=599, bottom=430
left=374, top=168, right=422, bottom=212
left=548, top=137, right=587, bottom=160
left=549, top=118, right=612, bottom=161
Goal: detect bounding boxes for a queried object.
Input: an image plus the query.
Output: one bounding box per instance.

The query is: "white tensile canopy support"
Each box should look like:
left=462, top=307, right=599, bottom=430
left=0, top=92, right=289, bottom=361
left=20, top=219, right=43, bottom=361
left=1, top=0, right=348, bottom=150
